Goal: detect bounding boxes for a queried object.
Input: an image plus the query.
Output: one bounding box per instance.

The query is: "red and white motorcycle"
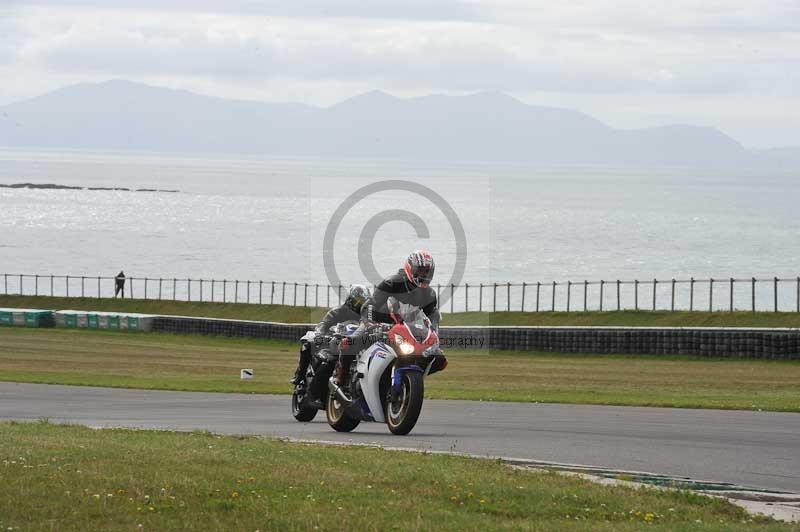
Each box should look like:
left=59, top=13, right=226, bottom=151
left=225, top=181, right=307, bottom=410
left=327, top=298, right=446, bottom=435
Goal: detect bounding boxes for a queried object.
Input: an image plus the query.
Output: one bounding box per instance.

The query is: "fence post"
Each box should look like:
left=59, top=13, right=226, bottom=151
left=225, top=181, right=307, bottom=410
left=479, top=283, right=483, bottom=312
left=271, top=281, right=276, bottom=305
left=222, top=280, right=227, bottom=303
left=315, top=284, right=319, bottom=307
left=551, top=281, right=556, bottom=311
left=465, top=283, right=469, bottom=312
left=452, top=284, right=456, bottom=313
left=173, top=278, right=177, bottom=301
left=797, top=276, right=800, bottom=313
left=3, top=273, right=6, bottom=294
left=50, top=275, right=54, bottom=296
left=583, top=280, right=588, bottom=311
left=599, top=280, right=604, bottom=311
left=188, top=279, right=191, bottom=301
left=337, top=284, right=342, bottom=305
left=66, top=275, right=69, bottom=297
left=159, top=278, right=163, bottom=300
left=774, top=277, right=778, bottom=313
left=19, top=274, right=23, bottom=295
left=520, top=282, right=526, bottom=312
left=617, top=280, right=621, bottom=311
left=325, top=284, right=329, bottom=307
left=634, top=280, right=639, bottom=310
left=80, top=276, right=85, bottom=298
left=751, top=277, right=756, bottom=312
left=98, top=276, right=102, bottom=299
left=652, top=279, right=657, bottom=311
left=281, top=282, right=286, bottom=305
left=199, top=279, right=203, bottom=302
left=143, top=277, right=147, bottom=300
left=690, top=277, right=694, bottom=311
left=729, top=278, right=734, bottom=312
left=235, top=280, right=239, bottom=303
left=536, top=282, right=541, bottom=312
left=259, top=281, right=263, bottom=305
left=248, top=281, right=252, bottom=304
left=211, top=279, right=215, bottom=302
left=493, top=283, right=497, bottom=312
left=130, top=277, right=134, bottom=299
left=670, top=278, right=675, bottom=312
left=708, top=278, right=713, bottom=312
left=304, top=283, right=308, bottom=307
left=35, top=274, right=39, bottom=296
left=507, top=282, right=511, bottom=312
left=293, top=282, right=298, bottom=306
left=566, top=281, right=571, bottom=312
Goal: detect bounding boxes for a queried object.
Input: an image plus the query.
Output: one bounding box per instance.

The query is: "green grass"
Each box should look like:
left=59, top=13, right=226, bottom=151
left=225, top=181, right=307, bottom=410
left=0, top=421, right=788, bottom=531
left=1, top=328, right=799, bottom=411
left=3, top=294, right=800, bottom=327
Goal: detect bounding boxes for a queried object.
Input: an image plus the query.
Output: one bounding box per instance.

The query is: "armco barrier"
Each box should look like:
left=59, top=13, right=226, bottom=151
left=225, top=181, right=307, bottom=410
left=150, top=315, right=800, bottom=360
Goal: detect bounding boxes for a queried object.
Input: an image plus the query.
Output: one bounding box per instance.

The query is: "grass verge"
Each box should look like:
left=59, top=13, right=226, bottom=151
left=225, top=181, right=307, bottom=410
left=0, top=421, right=788, bottom=531
left=3, top=294, right=800, bottom=327
left=1, top=328, right=799, bottom=411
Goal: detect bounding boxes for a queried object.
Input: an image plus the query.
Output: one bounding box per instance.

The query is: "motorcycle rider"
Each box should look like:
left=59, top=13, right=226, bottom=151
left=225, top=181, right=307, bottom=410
left=334, top=250, right=447, bottom=384
left=291, top=284, right=370, bottom=385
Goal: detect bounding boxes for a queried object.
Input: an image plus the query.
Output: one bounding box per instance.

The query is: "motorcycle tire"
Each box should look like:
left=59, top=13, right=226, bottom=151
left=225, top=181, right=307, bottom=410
left=326, top=395, right=360, bottom=432
left=385, top=370, right=424, bottom=435
left=292, top=388, right=318, bottom=422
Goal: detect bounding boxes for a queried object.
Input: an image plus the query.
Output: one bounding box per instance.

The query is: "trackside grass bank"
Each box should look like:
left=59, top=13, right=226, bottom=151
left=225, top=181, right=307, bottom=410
left=3, top=295, right=800, bottom=327
left=0, top=421, right=788, bottom=531
left=1, top=329, right=799, bottom=411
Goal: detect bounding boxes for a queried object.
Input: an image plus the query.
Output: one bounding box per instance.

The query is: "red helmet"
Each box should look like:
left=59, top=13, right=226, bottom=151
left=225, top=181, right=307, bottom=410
left=403, top=250, right=435, bottom=288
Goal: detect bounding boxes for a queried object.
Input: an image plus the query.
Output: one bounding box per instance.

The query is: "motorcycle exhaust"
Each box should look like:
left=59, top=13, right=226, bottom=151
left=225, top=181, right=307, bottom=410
left=328, top=377, right=353, bottom=405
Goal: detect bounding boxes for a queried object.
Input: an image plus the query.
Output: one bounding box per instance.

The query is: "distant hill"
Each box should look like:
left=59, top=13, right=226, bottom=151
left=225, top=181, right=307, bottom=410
left=0, top=79, right=796, bottom=168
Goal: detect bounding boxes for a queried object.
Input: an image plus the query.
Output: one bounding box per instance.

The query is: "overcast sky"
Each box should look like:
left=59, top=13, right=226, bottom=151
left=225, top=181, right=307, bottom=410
left=1, top=0, right=798, bottom=148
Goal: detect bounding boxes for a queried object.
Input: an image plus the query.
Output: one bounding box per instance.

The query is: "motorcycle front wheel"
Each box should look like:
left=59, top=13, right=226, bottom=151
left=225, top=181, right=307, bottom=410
left=385, top=370, right=424, bottom=435
left=326, top=395, right=361, bottom=432
left=291, top=388, right=318, bottom=422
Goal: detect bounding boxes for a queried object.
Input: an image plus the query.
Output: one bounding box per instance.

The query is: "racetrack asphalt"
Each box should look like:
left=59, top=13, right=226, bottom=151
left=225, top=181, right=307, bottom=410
left=2, top=381, right=799, bottom=494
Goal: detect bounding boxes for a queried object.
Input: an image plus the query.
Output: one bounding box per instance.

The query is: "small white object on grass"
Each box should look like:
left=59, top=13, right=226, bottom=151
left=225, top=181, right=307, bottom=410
left=240, top=369, right=253, bottom=380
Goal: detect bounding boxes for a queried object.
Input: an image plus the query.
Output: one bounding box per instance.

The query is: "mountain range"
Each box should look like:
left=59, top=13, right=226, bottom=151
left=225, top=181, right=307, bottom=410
left=0, top=80, right=797, bottom=169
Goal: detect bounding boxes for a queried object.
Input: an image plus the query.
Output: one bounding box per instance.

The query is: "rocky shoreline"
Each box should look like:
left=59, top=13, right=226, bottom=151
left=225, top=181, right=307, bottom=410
left=0, top=182, right=179, bottom=193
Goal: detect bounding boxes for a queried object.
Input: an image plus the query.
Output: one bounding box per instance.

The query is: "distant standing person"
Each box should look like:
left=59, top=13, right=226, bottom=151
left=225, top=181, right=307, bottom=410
left=114, top=271, right=126, bottom=298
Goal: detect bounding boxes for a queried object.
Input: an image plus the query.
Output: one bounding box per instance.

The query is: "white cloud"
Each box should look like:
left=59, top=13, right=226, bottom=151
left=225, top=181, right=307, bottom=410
left=0, top=1, right=798, bottom=146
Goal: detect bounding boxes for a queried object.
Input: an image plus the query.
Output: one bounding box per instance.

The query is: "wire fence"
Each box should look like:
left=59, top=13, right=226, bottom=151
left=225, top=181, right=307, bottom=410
left=2, top=272, right=800, bottom=313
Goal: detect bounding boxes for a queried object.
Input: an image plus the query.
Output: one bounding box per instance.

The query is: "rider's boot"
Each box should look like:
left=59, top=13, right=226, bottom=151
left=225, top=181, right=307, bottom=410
left=290, top=341, right=312, bottom=385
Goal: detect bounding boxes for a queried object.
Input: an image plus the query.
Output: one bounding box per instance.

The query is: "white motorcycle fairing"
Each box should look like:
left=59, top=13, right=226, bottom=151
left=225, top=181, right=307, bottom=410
left=356, top=341, right=397, bottom=423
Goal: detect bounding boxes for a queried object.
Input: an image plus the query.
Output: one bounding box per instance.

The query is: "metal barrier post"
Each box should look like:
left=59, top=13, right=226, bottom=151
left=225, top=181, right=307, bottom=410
left=617, top=280, right=621, bottom=311
left=566, top=281, right=571, bottom=312
left=304, top=283, right=308, bottom=307
left=551, top=281, right=556, bottom=311
left=774, top=277, right=778, bottom=312
left=690, top=277, right=694, bottom=311
left=492, top=283, right=497, bottom=312
left=293, top=282, right=297, bottom=306
left=797, top=277, right=800, bottom=313
left=3, top=273, right=6, bottom=294
left=98, top=276, right=102, bottom=299
left=479, top=283, right=483, bottom=312
left=465, top=283, right=469, bottom=312
left=536, top=282, right=540, bottom=312
left=159, top=278, right=162, bottom=300
left=259, top=281, right=263, bottom=305
left=173, top=278, right=177, bottom=301
left=315, top=284, right=319, bottom=307
left=211, top=279, right=215, bottom=302
left=19, top=274, right=23, bottom=295
left=709, top=278, right=713, bottom=312
left=50, top=275, right=54, bottom=296
left=222, top=280, right=227, bottom=303
left=652, top=279, right=657, bottom=311
left=199, top=280, right=203, bottom=302
left=188, top=279, right=191, bottom=301
left=271, top=281, right=276, bottom=305
left=81, top=276, right=85, bottom=298
left=248, top=281, right=251, bottom=304
left=452, top=284, right=456, bottom=313
left=325, top=284, right=329, bottom=307
left=35, top=274, right=39, bottom=296
left=281, top=282, right=286, bottom=305
left=520, top=282, right=525, bottom=312
left=235, top=280, right=239, bottom=303
left=599, top=280, right=604, bottom=311
left=507, top=282, right=511, bottom=312
left=66, top=275, right=69, bottom=297
left=670, top=278, right=675, bottom=311
left=634, top=280, right=639, bottom=310
left=729, top=278, right=734, bottom=312
left=584, top=280, right=588, bottom=311
left=337, top=284, right=342, bottom=304
left=144, top=277, right=147, bottom=300
left=752, top=277, right=756, bottom=312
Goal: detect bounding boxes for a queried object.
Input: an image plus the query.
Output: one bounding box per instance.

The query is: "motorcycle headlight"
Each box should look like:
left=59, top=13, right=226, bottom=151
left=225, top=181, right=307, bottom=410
left=394, top=334, right=415, bottom=356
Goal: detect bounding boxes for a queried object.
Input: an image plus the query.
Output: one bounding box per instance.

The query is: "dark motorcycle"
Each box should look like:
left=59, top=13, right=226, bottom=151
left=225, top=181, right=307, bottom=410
left=291, top=322, right=359, bottom=422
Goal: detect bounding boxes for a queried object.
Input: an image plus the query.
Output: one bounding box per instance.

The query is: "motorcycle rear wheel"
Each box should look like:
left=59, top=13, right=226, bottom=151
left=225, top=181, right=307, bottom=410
left=292, top=388, right=318, bottom=422
left=386, top=371, right=424, bottom=435
left=326, top=395, right=361, bottom=432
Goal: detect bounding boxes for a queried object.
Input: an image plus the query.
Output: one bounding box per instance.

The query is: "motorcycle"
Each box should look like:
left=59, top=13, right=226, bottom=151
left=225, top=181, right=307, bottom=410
left=291, top=321, right=360, bottom=422
left=326, top=298, right=446, bottom=435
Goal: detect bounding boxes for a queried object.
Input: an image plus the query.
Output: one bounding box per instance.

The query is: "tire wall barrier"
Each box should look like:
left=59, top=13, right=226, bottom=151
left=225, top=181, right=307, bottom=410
left=149, top=316, right=800, bottom=360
